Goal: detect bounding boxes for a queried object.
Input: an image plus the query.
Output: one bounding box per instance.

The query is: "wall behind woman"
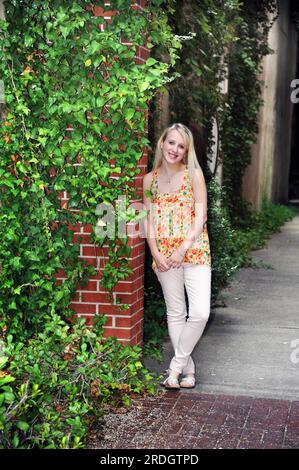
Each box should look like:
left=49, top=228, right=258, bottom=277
left=242, top=0, right=298, bottom=209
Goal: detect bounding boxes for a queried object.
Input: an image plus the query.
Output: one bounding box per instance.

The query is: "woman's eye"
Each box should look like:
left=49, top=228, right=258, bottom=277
left=167, top=140, right=184, bottom=150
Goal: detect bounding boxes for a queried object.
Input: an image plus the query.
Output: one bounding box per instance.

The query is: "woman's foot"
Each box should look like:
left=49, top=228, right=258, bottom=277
left=179, top=374, right=196, bottom=389
left=161, top=376, right=180, bottom=390
left=161, top=370, right=180, bottom=390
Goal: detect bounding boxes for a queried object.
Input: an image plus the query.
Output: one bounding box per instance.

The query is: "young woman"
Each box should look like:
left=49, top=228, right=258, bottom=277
left=143, top=123, right=211, bottom=390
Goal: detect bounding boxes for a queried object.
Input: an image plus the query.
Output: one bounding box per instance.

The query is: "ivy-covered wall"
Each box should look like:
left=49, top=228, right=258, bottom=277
left=0, top=0, right=184, bottom=346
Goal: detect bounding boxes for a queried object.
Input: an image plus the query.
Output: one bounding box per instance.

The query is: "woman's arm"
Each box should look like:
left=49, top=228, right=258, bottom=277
left=142, top=172, right=158, bottom=256
left=143, top=173, right=170, bottom=271
left=168, top=167, right=207, bottom=268
left=179, top=167, right=207, bottom=253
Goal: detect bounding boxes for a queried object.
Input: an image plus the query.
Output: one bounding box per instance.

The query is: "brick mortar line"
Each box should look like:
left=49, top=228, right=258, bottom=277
left=282, top=400, right=293, bottom=447
left=56, top=273, right=144, bottom=283
left=235, top=401, right=254, bottom=448
left=196, top=395, right=219, bottom=445
left=258, top=404, right=273, bottom=446
left=71, top=301, right=142, bottom=307
left=79, top=241, right=145, bottom=248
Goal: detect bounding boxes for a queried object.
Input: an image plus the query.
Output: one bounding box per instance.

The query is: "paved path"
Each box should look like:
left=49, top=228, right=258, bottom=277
left=88, top=392, right=299, bottom=449
left=89, top=207, right=299, bottom=449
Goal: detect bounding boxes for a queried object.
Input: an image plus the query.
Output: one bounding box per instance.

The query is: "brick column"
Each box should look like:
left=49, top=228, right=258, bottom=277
left=67, top=2, right=149, bottom=346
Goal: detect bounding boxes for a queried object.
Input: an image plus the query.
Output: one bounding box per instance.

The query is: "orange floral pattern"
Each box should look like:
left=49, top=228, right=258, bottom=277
left=150, top=167, right=211, bottom=270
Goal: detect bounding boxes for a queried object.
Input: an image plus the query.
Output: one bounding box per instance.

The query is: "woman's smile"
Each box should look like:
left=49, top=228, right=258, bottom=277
left=168, top=153, right=179, bottom=159
left=161, top=129, right=187, bottom=166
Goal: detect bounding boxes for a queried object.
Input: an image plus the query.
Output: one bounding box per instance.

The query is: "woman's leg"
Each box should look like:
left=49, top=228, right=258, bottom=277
left=155, top=267, right=193, bottom=375
left=169, top=264, right=211, bottom=375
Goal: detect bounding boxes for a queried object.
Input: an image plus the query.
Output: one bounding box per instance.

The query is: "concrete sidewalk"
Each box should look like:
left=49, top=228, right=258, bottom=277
left=144, top=208, right=299, bottom=400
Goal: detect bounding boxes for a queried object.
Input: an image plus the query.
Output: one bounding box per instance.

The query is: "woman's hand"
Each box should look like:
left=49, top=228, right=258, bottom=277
left=153, top=252, right=171, bottom=272
left=167, top=248, right=185, bottom=269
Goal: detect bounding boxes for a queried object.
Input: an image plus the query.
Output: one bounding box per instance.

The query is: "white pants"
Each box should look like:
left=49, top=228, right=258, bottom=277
left=155, top=264, right=211, bottom=375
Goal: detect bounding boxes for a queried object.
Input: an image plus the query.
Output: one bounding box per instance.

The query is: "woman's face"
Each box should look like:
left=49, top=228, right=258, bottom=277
left=161, top=129, right=187, bottom=165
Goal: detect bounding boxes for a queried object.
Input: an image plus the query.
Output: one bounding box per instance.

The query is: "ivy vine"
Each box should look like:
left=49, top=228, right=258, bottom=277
left=221, top=0, right=278, bottom=222
left=0, top=0, right=186, bottom=335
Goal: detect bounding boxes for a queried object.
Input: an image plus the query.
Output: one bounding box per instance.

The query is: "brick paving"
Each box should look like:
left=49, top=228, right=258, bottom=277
left=88, top=390, right=299, bottom=449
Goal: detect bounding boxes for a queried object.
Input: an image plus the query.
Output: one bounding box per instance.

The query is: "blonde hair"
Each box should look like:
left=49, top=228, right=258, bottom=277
left=153, top=123, right=200, bottom=180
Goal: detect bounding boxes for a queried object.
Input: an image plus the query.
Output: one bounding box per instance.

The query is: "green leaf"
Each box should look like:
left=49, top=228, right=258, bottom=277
left=16, top=421, right=30, bottom=432
left=139, top=81, right=150, bottom=92
left=0, top=357, right=9, bottom=369
left=54, top=290, right=67, bottom=302
left=144, top=189, right=154, bottom=200
left=124, top=108, right=135, bottom=120
left=4, top=391, right=15, bottom=402
left=12, top=433, right=19, bottom=448
left=86, top=40, right=102, bottom=55
left=8, top=301, right=17, bottom=310
left=145, top=57, right=158, bottom=66
left=0, top=373, right=15, bottom=387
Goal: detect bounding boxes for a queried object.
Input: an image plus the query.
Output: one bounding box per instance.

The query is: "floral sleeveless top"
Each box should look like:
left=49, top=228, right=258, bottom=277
left=150, top=167, right=211, bottom=270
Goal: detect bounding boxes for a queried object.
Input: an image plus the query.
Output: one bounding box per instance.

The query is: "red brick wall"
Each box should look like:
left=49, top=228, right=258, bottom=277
left=59, top=1, right=149, bottom=346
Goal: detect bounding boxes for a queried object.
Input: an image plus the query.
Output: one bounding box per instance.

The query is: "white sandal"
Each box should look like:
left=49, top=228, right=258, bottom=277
left=161, top=376, right=180, bottom=390
left=179, top=374, right=196, bottom=389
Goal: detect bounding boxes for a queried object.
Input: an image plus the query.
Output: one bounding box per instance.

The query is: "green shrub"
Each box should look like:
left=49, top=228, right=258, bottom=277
left=207, top=178, right=238, bottom=300
left=230, top=200, right=296, bottom=263
left=0, top=314, right=158, bottom=449
left=143, top=286, right=167, bottom=362
left=209, top=193, right=296, bottom=300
